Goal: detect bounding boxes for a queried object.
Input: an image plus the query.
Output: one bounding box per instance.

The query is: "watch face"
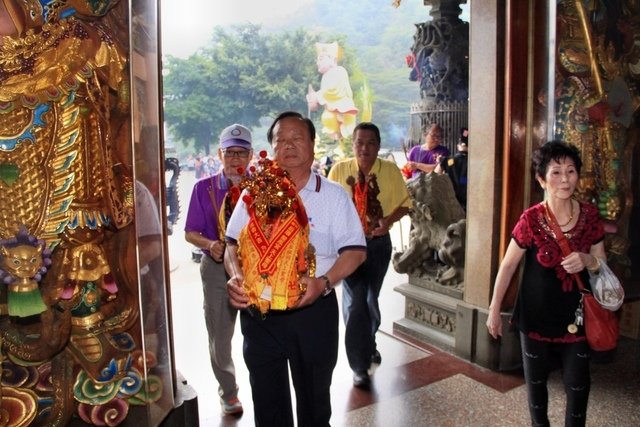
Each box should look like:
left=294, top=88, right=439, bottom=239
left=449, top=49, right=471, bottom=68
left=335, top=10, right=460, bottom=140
left=320, top=275, right=332, bottom=296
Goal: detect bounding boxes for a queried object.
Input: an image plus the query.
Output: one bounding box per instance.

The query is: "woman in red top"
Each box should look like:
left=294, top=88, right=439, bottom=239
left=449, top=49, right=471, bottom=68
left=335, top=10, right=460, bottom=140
left=487, top=141, right=606, bottom=427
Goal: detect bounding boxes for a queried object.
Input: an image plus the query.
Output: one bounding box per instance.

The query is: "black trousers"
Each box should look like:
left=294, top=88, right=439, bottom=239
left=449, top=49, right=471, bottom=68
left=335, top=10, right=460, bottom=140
left=240, top=292, right=339, bottom=427
left=520, top=332, right=591, bottom=427
left=342, top=233, right=392, bottom=373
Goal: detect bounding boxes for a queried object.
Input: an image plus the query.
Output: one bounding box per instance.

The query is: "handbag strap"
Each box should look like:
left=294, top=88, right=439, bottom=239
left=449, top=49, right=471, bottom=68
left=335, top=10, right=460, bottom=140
left=543, top=202, right=587, bottom=292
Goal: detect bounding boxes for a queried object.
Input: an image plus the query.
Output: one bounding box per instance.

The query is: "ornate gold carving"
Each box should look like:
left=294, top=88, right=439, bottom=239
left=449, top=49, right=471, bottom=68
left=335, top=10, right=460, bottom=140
left=0, top=2, right=146, bottom=425
left=69, top=335, right=103, bottom=363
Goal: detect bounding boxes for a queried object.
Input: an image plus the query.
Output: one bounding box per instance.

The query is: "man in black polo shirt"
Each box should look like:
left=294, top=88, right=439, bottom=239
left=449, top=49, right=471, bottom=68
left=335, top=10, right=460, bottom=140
left=436, top=127, right=468, bottom=211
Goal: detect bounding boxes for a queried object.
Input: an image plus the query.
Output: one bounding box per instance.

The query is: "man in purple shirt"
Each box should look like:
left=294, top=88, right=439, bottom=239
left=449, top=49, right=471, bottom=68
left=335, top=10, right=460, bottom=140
left=406, top=123, right=450, bottom=178
left=184, top=123, right=253, bottom=416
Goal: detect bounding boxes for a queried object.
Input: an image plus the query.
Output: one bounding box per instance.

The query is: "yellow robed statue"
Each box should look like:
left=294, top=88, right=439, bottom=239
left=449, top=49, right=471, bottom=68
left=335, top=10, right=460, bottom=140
left=306, top=42, right=359, bottom=139
left=237, top=152, right=316, bottom=314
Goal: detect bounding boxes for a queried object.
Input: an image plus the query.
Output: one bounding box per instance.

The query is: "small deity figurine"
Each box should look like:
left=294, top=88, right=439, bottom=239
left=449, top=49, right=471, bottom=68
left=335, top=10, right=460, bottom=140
left=0, top=227, right=51, bottom=317
left=306, top=42, right=359, bottom=139
left=237, top=151, right=316, bottom=314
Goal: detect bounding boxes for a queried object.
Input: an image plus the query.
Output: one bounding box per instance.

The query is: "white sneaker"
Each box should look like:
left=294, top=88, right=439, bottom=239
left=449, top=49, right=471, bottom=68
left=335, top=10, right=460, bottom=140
left=221, top=397, right=243, bottom=415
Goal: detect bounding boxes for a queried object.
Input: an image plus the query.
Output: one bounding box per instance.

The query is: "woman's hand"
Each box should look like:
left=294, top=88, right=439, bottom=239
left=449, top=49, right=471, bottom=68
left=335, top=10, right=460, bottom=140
left=560, top=252, right=590, bottom=274
left=486, top=307, right=503, bottom=339
left=226, top=275, right=250, bottom=309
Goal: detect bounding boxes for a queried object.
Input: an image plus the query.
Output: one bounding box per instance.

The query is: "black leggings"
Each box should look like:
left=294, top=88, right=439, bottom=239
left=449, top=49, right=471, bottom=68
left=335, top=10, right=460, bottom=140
left=520, top=332, right=591, bottom=427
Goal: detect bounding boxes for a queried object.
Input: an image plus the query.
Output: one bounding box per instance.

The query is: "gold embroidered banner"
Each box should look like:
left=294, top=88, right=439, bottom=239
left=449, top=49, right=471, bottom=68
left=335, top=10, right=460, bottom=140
left=239, top=211, right=309, bottom=313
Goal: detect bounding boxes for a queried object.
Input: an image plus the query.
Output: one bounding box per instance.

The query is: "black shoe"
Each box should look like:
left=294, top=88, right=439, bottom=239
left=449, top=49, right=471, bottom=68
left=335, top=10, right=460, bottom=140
left=353, top=371, right=371, bottom=389
left=371, top=350, right=382, bottom=365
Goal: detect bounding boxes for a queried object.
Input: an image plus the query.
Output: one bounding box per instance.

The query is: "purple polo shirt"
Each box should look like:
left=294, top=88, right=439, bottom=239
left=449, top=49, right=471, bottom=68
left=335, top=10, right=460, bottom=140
left=184, top=172, right=233, bottom=256
left=408, top=144, right=450, bottom=178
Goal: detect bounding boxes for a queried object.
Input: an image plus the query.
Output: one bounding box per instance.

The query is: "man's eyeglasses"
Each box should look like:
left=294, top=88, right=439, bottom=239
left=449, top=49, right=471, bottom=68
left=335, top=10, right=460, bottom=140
left=222, top=149, right=251, bottom=158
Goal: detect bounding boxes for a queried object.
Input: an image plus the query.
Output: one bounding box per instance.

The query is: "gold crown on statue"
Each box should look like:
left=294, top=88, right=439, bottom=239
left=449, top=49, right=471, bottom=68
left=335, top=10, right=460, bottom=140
left=240, top=151, right=307, bottom=226
left=315, top=41, right=342, bottom=61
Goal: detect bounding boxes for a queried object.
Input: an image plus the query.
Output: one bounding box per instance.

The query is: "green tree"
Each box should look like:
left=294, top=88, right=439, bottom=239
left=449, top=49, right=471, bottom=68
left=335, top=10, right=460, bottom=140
left=163, top=24, right=321, bottom=154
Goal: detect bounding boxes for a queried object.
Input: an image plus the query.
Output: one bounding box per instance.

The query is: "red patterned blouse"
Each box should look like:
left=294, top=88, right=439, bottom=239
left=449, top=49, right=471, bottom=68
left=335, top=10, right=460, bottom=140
left=510, top=201, right=604, bottom=342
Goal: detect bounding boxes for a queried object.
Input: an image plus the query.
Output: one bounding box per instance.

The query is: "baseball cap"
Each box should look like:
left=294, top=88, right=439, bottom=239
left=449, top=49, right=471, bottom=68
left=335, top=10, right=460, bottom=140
left=219, top=124, right=252, bottom=149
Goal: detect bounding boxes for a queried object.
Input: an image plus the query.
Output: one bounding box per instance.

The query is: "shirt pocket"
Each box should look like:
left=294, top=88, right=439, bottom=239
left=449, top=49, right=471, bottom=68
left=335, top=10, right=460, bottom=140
left=309, top=221, right=335, bottom=258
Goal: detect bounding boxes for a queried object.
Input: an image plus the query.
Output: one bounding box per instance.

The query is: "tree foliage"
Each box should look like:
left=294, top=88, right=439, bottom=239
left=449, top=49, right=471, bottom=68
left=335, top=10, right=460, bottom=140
left=163, top=0, right=435, bottom=154
left=163, top=24, right=322, bottom=154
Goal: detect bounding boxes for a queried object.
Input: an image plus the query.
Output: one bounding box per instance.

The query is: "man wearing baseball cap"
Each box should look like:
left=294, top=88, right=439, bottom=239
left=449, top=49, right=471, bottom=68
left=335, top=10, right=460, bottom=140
left=185, top=123, right=253, bottom=416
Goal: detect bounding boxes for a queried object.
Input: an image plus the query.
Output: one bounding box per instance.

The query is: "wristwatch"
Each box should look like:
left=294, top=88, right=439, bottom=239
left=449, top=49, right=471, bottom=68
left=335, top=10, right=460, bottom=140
left=319, top=275, right=332, bottom=296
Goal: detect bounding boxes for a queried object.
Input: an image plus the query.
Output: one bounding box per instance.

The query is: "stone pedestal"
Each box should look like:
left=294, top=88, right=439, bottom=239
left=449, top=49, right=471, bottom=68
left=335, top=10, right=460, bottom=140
left=394, top=276, right=521, bottom=371
left=393, top=276, right=462, bottom=351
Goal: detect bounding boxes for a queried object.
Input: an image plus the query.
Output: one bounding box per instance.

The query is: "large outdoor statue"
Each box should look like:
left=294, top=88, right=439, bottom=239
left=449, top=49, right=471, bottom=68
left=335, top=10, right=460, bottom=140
left=306, top=41, right=359, bottom=140
left=393, top=173, right=466, bottom=288
left=0, top=1, right=160, bottom=425
left=548, top=0, right=639, bottom=271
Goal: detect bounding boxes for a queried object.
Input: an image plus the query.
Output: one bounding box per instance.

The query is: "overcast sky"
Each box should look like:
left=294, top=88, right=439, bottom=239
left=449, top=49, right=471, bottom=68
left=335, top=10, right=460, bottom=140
left=160, top=0, right=314, bottom=58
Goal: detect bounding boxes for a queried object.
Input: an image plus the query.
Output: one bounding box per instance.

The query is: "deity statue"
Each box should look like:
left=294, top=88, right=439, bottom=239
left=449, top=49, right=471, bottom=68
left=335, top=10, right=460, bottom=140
left=306, top=42, right=359, bottom=140
left=0, top=1, right=161, bottom=425
left=548, top=0, right=639, bottom=270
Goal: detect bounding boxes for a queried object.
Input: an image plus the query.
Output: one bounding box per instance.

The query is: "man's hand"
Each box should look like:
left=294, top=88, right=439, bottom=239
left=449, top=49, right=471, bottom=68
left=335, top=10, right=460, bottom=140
left=227, top=275, right=250, bottom=309
left=295, top=276, right=327, bottom=308
left=209, top=240, right=225, bottom=262
left=369, top=218, right=390, bottom=237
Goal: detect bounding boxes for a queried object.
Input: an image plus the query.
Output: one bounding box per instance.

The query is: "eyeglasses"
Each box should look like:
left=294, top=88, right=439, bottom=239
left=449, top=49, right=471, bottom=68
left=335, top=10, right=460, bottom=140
left=222, top=149, right=251, bottom=158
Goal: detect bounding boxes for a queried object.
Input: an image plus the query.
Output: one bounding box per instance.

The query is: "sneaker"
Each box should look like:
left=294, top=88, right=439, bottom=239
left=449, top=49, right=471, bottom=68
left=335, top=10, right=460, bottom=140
left=221, top=397, right=243, bottom=415
left=371, top=350, right=382, bottom=365
left=353, top=371, right=371, bottom=389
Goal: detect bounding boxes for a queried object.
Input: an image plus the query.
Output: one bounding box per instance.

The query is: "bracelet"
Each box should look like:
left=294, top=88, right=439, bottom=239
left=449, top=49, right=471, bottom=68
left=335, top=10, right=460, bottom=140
left=319, top=275, right=332, bottom=296
left=586, top=256, right=601, bottom=272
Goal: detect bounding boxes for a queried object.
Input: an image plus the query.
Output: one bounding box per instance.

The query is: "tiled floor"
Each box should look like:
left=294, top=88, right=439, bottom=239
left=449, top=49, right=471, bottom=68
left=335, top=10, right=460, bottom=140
left=169, top=171, right=640, bottom=426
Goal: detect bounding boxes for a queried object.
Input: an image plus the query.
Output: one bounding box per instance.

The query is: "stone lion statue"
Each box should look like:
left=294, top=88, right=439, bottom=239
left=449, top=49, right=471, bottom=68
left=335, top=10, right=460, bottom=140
left=393, top=172, right=466, bottom=287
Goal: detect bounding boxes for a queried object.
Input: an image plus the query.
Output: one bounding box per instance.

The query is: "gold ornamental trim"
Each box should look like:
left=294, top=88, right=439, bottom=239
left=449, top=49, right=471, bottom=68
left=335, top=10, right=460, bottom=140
left=8, top=282, right=39, bottom=293
left=71, top=311, right=105, bottom=328
left=0, top=17, right=126, bottom=105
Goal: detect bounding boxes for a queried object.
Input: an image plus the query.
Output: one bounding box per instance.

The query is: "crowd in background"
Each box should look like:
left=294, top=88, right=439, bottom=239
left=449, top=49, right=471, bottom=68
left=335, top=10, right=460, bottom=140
left=178, top=124, right=469, bottom=207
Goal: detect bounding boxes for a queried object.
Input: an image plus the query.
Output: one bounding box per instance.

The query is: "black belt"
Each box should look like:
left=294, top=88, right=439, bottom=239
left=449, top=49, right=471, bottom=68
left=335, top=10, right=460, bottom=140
left=243, top=289, right=334, bottom=319
left=366, top=233, right=390, bottom=241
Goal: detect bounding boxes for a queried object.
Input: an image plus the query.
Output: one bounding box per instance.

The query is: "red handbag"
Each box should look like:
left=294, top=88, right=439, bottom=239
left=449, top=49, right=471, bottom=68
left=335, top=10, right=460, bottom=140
left=580, top=292, right=619, bottom=351
left=545, top=203, right=619, bottom=351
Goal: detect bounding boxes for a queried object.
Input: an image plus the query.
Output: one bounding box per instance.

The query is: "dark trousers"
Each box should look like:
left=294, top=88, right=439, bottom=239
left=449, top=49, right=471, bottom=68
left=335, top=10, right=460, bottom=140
left=240, top=292, right=339, bottom=427
left=342, top=234, right=392, bottom=373
left=520, top=332, right=591, bottom=427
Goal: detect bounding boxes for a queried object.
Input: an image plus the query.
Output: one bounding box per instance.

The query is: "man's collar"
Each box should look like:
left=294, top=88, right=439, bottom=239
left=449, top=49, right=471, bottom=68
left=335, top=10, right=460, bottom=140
left=299, top=170, right=322, bottom=193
